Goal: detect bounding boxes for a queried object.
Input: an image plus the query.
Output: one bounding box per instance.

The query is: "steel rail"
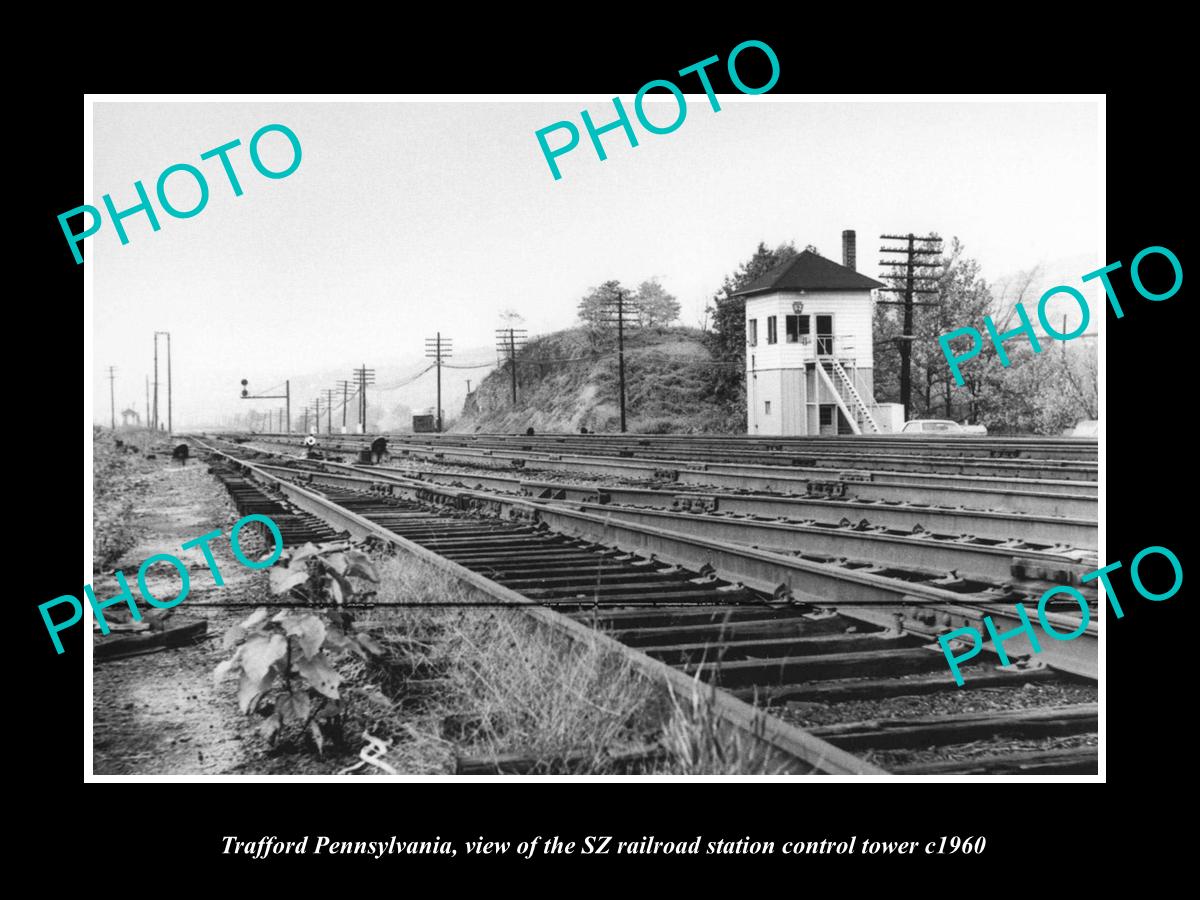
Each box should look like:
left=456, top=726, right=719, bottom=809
left=244, top=429, right=1097, bottom=460
left=398, top=441, right=1098, bottom=480
left=340, top=467, right=1097, bottom=549
left=246, top=435, right=1098, bottom=515
left=282, top=461, right=1097, bottom=582
left=538, top=503, right=1097, bottom=586
left=379, top=433, right=1100, bottom=469
left=400, top=445, right=1097, bottom=518
left=250, top=434, right=1096, bottom=484
left=400, top=445, right=1098, bottom=496
left=370, top=460, right=1096, bottom=524
left=386, top=431, right=1099, bottom=462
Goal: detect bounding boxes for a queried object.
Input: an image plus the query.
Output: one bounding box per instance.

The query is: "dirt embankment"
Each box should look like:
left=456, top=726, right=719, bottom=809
left=452, top=326, right=742, bottom=434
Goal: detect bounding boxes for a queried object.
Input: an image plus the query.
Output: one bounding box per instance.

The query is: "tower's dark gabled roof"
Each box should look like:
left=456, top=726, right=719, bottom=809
left=731, top=250, right=885, bottom=297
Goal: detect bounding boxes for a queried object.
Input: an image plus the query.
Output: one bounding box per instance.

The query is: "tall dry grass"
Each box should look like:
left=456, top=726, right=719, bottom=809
left=351, top=553, right=792, bottom=775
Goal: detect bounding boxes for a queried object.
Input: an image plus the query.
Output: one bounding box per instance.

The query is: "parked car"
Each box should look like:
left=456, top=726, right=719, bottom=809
left=900, top=419, right=965, bottom=434
left=1070, top=419, right=1099, bottom=438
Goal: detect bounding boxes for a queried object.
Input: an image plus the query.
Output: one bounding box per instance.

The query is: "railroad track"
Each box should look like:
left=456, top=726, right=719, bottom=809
left=439, top=472, right=1095, bottom=548
left=242, top=434, right=1099, bottom=536
left=395, top=431, right=1100, bottom=461
left=387, top=436, right=1098, bottom=481
left=245, top=455, right=1097, bottom=594
left=243, top=434, right=1098, bottom=519
left=243, top=433, right=1097, bottom=486
left=194, top=436, right=1098, bottom=775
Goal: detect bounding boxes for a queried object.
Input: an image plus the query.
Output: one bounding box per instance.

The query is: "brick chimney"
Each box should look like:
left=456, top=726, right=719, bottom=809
left=842, top=229, right=857, bottom=271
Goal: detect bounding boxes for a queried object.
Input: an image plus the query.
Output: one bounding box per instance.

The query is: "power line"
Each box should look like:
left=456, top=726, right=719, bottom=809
left=375, top=363, right=436, bottom=390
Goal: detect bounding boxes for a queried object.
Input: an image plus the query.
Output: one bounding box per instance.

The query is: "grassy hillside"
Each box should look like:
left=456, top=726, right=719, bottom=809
left=452, top=326, right=742, bottom=434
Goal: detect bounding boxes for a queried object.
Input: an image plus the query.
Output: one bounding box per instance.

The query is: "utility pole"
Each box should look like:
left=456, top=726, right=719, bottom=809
left=494, top=328, right=528, bottom=407
left=154, top=331, right=173, bottom=433
left=325, top=389, right=335, bottom=433
left=879, top=233, right=943, bottom=420
left=302, top=407, right=309, bottom=434
left=145, top=375, right=149, bottom=429
left=616, top=287, right=628, bottom=432
left=107, top=366, right=117, bottom=429
left=352, top=365, right=376, bottom=433
left=509, top=332, right=517, bottom=406
left=337, top=380, right=352, bottom=432
left=592, top=284, right=631, bottom=431
left=152, top=333, right=159, bottom=432
left=425, top=333, right=453, bottom=432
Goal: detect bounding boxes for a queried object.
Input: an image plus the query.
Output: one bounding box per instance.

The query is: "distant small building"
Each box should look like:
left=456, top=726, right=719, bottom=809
left=735, top=231, right=894, bottom=436
left=120, top=408, right=141, bottom=428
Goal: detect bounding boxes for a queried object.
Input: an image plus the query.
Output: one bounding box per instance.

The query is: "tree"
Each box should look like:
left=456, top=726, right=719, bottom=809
left=959, top=264, right=1041, bottom=423
left=973, top=339, right=1096, bottom=434
left=633, top=278, right=680, bottom=328
left=704, top=241, right=799, bottom=405
left=577, top=280, right=630, bottom=332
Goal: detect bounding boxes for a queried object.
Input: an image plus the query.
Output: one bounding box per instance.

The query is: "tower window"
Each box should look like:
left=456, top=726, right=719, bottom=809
left=786, top=314, right=810, bottom=342
left=765, top=401, right=771, bottom=415
left=767, top=316, right=777, bottom=344
left=748, top=319, right=758, bottom=347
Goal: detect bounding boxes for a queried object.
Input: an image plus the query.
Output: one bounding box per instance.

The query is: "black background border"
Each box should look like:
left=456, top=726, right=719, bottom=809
left=25, top=24, right=1188, bottom=879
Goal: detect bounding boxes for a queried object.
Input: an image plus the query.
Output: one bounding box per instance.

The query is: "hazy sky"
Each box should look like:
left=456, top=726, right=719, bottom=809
left=89, top=99, right=1101, bottom=427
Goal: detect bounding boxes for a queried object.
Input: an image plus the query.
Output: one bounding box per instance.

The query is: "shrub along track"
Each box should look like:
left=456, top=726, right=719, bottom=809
left=195, top=437, right=1097, bottom=775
